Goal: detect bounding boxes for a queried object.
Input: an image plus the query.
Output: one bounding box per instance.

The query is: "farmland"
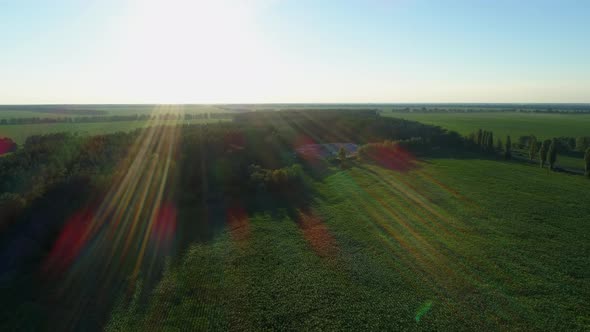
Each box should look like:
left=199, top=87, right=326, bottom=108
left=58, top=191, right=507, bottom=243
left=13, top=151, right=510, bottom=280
left=383, top=111, right=590, bottom=140
left=383, top=111, right=590, bottom=170
left=1, top=109, right=589, bottom=331
left=0, top=118, right=230, bottom=145
left=106, top=158, right=590, bottom=331
left=0, top=104, right=228, bottom=118
left=5, top=0, right=590, bottom=330
left=0, top=105, right=234, bottom=144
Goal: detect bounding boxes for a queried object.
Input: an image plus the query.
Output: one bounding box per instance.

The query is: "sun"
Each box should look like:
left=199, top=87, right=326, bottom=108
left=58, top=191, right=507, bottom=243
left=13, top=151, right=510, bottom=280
left=106, top=0, right=282, bottom=103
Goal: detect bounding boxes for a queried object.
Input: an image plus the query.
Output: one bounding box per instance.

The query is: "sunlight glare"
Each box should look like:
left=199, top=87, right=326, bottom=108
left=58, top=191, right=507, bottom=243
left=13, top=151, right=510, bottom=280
left=110, top=0, right=281, bottom=103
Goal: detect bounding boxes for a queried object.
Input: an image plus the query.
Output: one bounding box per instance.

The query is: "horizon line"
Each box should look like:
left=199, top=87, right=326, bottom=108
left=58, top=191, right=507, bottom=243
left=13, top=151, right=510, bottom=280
left=2, top=102, right=590, bottom=106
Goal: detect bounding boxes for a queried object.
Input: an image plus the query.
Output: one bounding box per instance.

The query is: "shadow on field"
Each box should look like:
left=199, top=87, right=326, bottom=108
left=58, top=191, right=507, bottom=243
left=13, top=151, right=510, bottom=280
left=0, top=163, right=327, bottom=331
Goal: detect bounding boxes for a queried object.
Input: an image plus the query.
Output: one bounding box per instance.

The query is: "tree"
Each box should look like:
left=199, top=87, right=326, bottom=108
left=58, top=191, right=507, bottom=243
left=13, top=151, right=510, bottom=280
left=548, top=138, right=557, bottom=170
left=467, top=132, right=476, bottom=145
left=584, top=147, right=590, bottom=178
left=539, top=139, right=550, bottom=168
left=0, top=137, right=17, bottom=155
left=528, top=135, right=538, bottom=160
left=576, top=136, right=590, bottom=152
left=504, top=136, right=512, bottom=160
left=338, top=146, right=346, bottom=168
left=487, top=131, right=494, bottom=152
left=338, top=146, right=346, bottom=161
left=476, top=129, right=483, bottom=146
left=496, top=138, right=503, bottom=152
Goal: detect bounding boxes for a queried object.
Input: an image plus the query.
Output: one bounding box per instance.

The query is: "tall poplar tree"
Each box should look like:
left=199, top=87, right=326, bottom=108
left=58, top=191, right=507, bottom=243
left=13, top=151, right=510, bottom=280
left=504, top=136, right=512, bottom=160
left=548, top=138, right=558, bottom=170
left=584, top=147, right=590, bottom=177
left=539, top=139, right=550, bottom=168
left=529, top=135, right=538, bottom=160
left=496, top=138, right=503, bottom=152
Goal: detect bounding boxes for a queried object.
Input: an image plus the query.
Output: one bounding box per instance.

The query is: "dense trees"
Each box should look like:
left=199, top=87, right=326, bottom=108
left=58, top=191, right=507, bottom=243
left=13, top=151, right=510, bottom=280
left=585, top=148, right=590, bottom=178
left=468, top=129, right=495, bottom=153
left=248, top=164, right=305, bottom=192
left=0, top=137, right=17, bottom=155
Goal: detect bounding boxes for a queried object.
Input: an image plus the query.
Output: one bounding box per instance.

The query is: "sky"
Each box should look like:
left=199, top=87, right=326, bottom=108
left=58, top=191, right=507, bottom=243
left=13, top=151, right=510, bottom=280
left=1, top=0, right=589, bottom=104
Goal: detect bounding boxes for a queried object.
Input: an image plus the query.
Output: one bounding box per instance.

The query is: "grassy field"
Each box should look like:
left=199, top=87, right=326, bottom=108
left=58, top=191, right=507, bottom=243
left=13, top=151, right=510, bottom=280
left=0, top=105, right=229, bottom=119
left=383, top=111, right=590, bottom=140
left=107, top=158, right=590, bottom=331
left=384, top=111, right=590, bottom=170
left=0, top=119, right=230, bottom=144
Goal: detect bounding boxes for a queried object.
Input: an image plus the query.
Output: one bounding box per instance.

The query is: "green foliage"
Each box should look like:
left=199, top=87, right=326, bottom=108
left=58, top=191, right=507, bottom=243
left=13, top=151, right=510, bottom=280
left=337, top=147, right=346, bottom=161
left=584, top=147, right=590, bottom=177
left=539, top=139, right=551, bottom=168
left=467, top=129, right=495, bottom=153
left=249, top=164, right=305, bottom=191
left=0, top=118, right=227, bottom=144
left=106, top=159, right=590, bottom=331
left=504, top=136, right=512, bottom=160
left=3, top=109, right=590, bottom=331
left=576, top=136, right=590, bottom=152
left=548, top=138, right=558, bottom=170
left=385, top=111, right=590, bottom=140
left=528, top=135, right=538, bottom=160
left=0, top=137, right=17, bottom=155
left=476, top=129, right=483, bottom=146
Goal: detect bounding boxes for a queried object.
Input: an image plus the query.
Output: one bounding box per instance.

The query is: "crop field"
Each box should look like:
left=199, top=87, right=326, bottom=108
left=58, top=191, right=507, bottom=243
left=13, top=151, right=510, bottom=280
left=0, top=105, right=229, bottom=118
left=0, top=118, right=230, bottom=144
left=384, top=111, right=590, bottom=170
left=383, top=111, right=590, bottom=140
left=106, top=158, right=590, bottom=331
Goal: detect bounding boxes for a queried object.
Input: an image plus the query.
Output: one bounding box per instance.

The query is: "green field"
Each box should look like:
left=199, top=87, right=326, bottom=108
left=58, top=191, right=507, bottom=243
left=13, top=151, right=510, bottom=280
left=383, top=111, right=590, bottom=140
left=384, top=111, right=590, bottom=170
left=107, top=158, right=590, bottom=331
left=0, top=119, right=230, bottom=144
left=0, top=105, right=228, bottom=118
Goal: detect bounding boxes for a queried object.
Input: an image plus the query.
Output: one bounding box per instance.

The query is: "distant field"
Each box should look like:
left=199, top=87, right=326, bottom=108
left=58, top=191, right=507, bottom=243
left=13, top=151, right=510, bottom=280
left=383, top=111, right=590, bottom=139
left=384, top=111, right=590, bottom=170
left=0, top=118, right=230, bottom=144
left=107, top=158, right=590, bottom=331
left=0, top=105, right=230, bottom=119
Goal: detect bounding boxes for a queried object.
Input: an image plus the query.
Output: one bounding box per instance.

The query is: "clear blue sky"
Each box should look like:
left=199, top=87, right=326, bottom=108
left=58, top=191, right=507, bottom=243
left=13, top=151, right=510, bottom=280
left=1, top=0, right=589, bottom=103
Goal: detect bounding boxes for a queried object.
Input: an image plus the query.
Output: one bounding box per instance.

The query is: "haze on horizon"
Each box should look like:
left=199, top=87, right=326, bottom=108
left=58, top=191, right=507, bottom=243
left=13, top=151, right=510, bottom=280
left=1, top=0, right=589, bottom=104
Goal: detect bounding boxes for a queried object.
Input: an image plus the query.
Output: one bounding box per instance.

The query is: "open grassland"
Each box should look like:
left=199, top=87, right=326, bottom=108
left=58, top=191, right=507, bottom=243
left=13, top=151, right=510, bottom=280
left=0, top=119, right=230, bottom=144
left=107, top=158, right=590, bottom=331
left=383, top=111, right=590, bottom=140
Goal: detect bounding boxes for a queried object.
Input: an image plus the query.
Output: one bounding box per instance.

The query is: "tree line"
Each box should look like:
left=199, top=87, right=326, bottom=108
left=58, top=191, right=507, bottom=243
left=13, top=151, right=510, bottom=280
left=467, top=129, right=590, bottom=175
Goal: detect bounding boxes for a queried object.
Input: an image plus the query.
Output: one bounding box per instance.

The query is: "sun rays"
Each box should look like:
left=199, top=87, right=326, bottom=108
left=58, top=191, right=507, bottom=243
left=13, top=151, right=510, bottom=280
left=39, top=109, right=528, bottom=329
left=41, top=105, right=187, bottom=328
